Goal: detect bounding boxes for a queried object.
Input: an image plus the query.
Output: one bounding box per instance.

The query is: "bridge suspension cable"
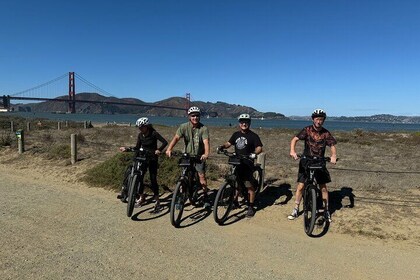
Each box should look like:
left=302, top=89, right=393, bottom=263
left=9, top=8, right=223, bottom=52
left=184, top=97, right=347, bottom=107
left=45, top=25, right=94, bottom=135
left=75, top=73, right=114, bottom=97
left=11, top=73, right=68, bottom=97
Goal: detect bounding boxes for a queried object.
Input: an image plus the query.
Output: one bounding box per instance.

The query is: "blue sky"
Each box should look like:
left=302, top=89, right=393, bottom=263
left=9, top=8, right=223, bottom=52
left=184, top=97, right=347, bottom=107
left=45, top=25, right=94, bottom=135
left=1, top=0, right=419, bottom=117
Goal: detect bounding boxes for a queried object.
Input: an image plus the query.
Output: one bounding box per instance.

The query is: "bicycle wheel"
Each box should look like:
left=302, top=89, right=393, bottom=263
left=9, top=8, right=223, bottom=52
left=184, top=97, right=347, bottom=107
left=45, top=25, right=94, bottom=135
left=170, top=181, right=188, bottom=228
left=303, top=185, right=317, bottom=236
left=213, top=182, right=235, bottom=225
left=127, top=174, right=139, bottom=218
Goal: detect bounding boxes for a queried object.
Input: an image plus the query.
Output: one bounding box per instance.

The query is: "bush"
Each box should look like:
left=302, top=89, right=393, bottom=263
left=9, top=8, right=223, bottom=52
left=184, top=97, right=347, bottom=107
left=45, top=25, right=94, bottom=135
left=83, top=152, right=223, bottom=192
left=46, top=144, right=71, bottom=160
left=0, top=131, right=13, bottom=146
left=83, top=152, right=132, bottom=190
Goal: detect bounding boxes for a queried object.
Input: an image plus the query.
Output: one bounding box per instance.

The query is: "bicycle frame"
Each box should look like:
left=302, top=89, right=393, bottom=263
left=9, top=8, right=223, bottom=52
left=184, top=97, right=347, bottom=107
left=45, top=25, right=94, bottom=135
left=300, top=155, right=331, bottom=236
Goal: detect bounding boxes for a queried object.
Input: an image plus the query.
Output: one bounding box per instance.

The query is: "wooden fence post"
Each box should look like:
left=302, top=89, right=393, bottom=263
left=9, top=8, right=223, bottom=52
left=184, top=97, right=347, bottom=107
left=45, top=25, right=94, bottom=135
left=71, top=134, right=77, bottom=164
left=16, top=129, right=24, bottom=154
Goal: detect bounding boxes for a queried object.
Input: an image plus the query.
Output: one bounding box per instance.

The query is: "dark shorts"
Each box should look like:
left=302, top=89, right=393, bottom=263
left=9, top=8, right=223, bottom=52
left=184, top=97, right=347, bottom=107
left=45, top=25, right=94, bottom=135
left=237, top=163, right=257, bottom=189
left=297, top=159, right=331, bottom=185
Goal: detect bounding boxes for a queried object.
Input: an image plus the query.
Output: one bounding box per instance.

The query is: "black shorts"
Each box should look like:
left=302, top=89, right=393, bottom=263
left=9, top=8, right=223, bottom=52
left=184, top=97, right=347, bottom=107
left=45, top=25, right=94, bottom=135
left=237, top=163, right=257, bottom=188
left=297, top=159, right=331, bottom=185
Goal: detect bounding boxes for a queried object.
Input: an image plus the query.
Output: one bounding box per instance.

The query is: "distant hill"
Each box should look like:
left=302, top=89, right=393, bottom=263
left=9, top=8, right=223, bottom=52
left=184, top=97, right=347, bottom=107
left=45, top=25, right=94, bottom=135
left=12, top=92, right=288, bottom=119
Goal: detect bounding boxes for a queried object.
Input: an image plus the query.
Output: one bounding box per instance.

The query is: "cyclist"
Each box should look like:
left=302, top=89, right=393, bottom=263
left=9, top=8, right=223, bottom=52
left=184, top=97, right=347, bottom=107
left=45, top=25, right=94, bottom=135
left=217, top=113, right=263, bottom=218
left=165, top=106, right=211, bottom=208
left=288, top=109, right=337, bottom=222
left=118, top=117, right=168, bottom=211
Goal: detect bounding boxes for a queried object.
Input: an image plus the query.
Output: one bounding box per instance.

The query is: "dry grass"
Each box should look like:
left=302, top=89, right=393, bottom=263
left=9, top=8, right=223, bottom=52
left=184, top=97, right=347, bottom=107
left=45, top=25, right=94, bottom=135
left=1, top=120, right=419, bottom=245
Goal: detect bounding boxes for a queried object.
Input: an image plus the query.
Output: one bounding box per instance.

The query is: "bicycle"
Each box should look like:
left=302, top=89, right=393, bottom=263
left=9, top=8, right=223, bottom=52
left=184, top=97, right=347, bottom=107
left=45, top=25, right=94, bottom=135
left=213, top=149, right=263, bottom=225
left=298, top=155, right=334, bottom=236
left=169, top=152, right=204, bottom=228
left=125, top=148, right=154, bottom=218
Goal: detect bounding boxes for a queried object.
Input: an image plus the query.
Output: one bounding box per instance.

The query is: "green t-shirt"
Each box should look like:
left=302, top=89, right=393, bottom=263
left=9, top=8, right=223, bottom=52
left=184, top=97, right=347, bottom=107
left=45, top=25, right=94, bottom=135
left=176, top=122, right=209, bottom=156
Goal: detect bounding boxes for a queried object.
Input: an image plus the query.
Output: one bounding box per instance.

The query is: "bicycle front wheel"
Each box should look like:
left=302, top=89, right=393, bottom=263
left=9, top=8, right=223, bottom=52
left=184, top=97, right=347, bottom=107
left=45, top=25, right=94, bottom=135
left=213, top=182, right=235, bottom=225
left=303, top=185, right=317, bottom=236
left=127, top=174, right=139, bottom=217
left=170, top=181, right=188, bottom=228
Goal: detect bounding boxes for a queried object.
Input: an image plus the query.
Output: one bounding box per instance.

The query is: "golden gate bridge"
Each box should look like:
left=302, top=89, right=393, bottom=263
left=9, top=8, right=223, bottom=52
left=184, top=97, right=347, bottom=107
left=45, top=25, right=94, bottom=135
left=1, top=72, right=193, bottom=114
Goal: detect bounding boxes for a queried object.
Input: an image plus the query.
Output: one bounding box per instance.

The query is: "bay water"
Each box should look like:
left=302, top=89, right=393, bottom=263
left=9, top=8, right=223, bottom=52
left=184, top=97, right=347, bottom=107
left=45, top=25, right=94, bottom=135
left=4, top=112, right=420, bottom=132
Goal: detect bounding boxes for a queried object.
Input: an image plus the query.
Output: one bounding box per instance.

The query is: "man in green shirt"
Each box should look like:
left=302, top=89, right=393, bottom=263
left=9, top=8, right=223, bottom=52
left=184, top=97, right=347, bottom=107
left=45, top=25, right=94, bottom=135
left=166, top=106, right=211, bottom=208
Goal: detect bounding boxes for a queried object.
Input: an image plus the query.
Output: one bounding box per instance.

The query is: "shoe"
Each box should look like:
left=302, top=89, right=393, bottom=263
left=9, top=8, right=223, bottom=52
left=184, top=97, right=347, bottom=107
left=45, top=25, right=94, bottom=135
left=233, top=200, right=241, bottom=209
left=135, top=198, right=145, bottom=208
left=246, top=206, right=256, bottom=218
left=202, top=194, right=211, bottom=210
left=117, top=193, right=127, bottom=203
left=287, top=208, right=298, bottom=220
left=151, top=201, right=161, bottom=213
left=324, top=210, right=332, bottom=222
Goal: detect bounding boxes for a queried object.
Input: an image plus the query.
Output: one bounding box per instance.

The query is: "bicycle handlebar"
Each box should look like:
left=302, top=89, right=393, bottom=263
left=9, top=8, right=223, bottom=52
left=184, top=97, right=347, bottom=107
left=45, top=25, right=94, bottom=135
left=217, top=148, right=254, bottom=160
left=297, top=154, right=339, bottom=163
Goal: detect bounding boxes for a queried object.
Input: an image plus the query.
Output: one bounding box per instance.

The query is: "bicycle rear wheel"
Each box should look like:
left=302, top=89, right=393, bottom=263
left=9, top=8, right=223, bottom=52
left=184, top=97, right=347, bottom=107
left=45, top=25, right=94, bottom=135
left=127, top=174, right=139, bottom=217
left=170, top=181, right=188, bottom=228
left=213, top=182, right=235, bottom=225
left=303, top=185, right=317, bottom=236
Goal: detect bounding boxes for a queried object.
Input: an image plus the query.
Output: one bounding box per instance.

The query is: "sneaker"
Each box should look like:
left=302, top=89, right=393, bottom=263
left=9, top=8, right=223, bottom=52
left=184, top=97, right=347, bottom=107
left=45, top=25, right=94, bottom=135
left=246, top=206, right=256, bottom=218
left=233, top=200, right=241, bottom=209
left=151, top=201, right=161, bottom=213
left=117, top=193, right=127, bottom=203
left=135, top=198, right=145, bottom=208
left=202, top=194, right=211, bottom=210
left=287, top=208, right=298, bottom=220
left=324, top=210, right=332, bottom=222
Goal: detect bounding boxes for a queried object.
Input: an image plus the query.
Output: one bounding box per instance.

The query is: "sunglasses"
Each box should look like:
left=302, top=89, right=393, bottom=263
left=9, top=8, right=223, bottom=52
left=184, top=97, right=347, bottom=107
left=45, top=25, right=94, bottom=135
left=190, top=114, right=200, bottom=118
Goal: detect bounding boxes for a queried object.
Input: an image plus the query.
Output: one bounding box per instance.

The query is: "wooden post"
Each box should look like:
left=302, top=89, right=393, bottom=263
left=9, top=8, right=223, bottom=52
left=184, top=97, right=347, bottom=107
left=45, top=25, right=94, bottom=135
left=26, top=122, right=31, bottom=131
left=84, top=121, right=88, bottom=129
left=256, top=152, right=266, bottom=189
left=10, top=121, right=14, bottom=132
left=16, top=130, right=24, bottom=154
left=58, top=122, right=61, bottom=130
left=71, top=134, right=77, bottom=164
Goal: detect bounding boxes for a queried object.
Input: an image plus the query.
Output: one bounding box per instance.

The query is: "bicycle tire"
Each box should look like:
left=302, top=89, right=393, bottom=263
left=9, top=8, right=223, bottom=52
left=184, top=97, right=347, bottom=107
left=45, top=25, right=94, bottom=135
left=170, top=181, right=187, bottom=228
left=303, top=185, right=317, bottom=236
left=127, top=174, right=139, bottom=217
left=213, top=182, right=235, bottom=225
left=189, top=184, right=201, bottom=207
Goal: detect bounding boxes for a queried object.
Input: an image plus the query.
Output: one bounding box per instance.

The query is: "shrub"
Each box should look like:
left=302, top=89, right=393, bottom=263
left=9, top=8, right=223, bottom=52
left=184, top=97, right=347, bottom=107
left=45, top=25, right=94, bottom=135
left=83, top=152, right=223, bottom=191
left=46, top=144, right=71, bottom=159
left=0, top=131, right=13, bottom=146
left=83, top=152, right=133, bottom=190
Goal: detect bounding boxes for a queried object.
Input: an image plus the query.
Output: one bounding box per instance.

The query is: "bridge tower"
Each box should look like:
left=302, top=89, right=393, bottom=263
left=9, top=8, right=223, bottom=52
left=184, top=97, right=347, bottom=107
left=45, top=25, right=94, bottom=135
left=185, top=92, right=191, bottom=114
left=68, top=72, right=76, bottom=114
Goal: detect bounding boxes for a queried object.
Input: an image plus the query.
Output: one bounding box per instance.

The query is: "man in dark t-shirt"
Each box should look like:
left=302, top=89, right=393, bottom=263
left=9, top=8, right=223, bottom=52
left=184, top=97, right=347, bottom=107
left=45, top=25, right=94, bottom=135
left=218, top=113, right=263, bottom=218
left=288, top=109, right=337, bottom=222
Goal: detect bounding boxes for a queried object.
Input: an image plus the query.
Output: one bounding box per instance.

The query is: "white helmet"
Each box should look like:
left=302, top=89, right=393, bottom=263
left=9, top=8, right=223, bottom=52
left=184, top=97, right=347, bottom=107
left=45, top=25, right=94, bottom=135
left=135, top=117, right=149, bottom=127
left=187, top=106, right=201, bottom=115
left=311, top=109, right=327, bottom=119
left=238, top=113, right=251, bottom=121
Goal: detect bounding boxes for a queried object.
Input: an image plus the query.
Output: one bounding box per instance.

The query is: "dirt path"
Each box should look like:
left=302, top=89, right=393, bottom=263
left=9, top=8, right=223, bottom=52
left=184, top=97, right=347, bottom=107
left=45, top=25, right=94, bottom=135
left=0, top=164, right=418, bottom=280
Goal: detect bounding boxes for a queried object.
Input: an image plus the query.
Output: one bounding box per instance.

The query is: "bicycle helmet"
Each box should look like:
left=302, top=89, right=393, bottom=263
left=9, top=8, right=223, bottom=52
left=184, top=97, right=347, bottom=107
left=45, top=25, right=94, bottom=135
left=238, top=113, right=251, bottom=121
left=135, top=117, right=149, bottom=127
left=187, top=106, right=201, bottom=115
left=311, top=109, right=327, bottom=119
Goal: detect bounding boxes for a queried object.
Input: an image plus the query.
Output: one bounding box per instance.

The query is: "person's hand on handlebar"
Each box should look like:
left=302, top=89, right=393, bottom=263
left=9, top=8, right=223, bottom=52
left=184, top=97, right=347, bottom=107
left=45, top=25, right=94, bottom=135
left=290, top=151, right=299, bottom=160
